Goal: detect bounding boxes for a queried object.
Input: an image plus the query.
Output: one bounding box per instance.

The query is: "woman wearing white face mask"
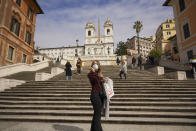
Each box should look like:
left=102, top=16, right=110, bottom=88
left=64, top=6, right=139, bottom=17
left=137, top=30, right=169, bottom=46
left=88, top=60, right=105, bottom=131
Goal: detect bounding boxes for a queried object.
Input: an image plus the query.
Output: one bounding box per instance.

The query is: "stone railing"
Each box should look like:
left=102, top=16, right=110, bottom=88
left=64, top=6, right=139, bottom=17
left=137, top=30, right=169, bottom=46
left=0, top=78, right=25, bottom=92
left=60, top=55, right=121, bottom=67
left=0, top=61, right=50, bottom=77
left=35, top=67, right=64, bottom=81
left=165, top=71, right=187, bottom=80
left=159, top=59, right=190, bottom=71
left=148, top=66, right=165, bottom=76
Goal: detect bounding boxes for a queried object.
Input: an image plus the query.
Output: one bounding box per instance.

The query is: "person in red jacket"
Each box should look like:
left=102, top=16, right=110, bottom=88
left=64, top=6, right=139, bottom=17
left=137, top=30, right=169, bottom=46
left=88, top=60, right=107, bottom=131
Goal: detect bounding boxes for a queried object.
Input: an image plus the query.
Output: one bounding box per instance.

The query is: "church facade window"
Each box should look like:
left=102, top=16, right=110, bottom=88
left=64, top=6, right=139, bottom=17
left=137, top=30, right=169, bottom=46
left=107, top=47, right=110, bottom=54
left=88, top=48, right=90, bottom=54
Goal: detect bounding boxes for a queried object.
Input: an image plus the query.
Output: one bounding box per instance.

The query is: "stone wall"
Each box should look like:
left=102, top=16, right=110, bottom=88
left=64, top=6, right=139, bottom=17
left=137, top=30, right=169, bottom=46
left=159, top=59, right=190, bottom=70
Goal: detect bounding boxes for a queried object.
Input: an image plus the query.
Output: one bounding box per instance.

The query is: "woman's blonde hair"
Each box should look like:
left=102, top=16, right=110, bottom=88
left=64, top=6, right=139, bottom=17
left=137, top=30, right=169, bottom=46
left=91, top=60, right=103, bottom=78
left=121, top=60, right=125, bottom=65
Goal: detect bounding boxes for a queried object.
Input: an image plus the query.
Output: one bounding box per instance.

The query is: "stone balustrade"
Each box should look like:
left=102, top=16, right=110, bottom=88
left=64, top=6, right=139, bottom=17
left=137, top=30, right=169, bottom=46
left=149, top=66, right=165, bottom=75
left=0, top=78, right=25, bottom=92
left=159, top=59, right=190, bottom=70
left=165, top=71, right=187, bottom=80
left=35, top=67, right=64, bottom=81
left=0, top=61, right=50, bottom=77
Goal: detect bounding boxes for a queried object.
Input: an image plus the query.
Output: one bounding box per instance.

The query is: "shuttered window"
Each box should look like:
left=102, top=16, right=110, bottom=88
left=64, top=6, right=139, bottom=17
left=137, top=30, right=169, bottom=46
left=25, top=31, right=32, bottom=45
left=10, top=17, right=20, bottom=36
left=7, top=46, right=14, bottom=60
left=179, top=0, right=185, bottom=12
left=22, top=54, right=27, bottom=63
left=27, top=7, right=34, bottom=21
left=183, top=23, right=190, bottom=39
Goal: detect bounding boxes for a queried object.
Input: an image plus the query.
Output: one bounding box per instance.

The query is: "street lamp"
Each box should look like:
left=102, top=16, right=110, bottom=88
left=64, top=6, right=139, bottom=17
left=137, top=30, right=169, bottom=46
left=76, top=39, right=79, bottom=47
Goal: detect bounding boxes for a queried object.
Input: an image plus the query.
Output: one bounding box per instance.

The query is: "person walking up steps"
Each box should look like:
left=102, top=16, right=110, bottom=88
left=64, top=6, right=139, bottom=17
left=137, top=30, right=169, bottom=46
left=76, top=58, right=82, bottom=75
left=65, top=61, right=72, bottom=80
left=119, top=60, right=127, bottom=79
left=132, top=57, right=136, bottom=68
left=88, top=60, right=107, bottom=131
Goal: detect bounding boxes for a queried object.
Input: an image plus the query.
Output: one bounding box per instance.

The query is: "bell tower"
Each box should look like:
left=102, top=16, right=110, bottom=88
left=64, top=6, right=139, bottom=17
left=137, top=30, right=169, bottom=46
left=104, top=19, right=114, bottom=43
left=85, top=21, right=95, bottom=44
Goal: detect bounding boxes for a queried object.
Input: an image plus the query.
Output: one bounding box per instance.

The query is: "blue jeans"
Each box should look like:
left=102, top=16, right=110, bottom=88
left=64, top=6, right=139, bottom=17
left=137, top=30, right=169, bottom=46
left=66, top=76, right=72, bottom=80
left=120, top=71, right=126, bottom=79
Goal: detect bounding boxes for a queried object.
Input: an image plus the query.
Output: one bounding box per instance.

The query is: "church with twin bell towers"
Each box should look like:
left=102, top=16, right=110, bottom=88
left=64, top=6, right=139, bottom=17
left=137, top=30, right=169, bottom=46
left=84, top=19, right=114, bottom=56
left=39, top=19, right=116, bottom=66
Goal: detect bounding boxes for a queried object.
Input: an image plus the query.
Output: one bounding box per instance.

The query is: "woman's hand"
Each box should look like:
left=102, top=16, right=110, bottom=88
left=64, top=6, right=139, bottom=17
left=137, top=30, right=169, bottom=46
left=103, top=77, right=108, bottom=83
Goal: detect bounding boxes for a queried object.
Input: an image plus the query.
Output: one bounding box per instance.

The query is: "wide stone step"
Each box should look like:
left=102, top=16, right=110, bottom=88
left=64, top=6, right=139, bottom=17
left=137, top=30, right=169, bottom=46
left=2, top=90, right=196, bottom=94
left=1, top=96, right=196, bottom=102
left=0, top=115, right=195, bottom=126
left=21, top=83, right=196, bottom=86
left=0, top=110, right=195, bottom=119
left=1, top=93, right=196, bottom=97
left=15, top=85, right=196, bottom=88
left=29, top=79, right=196, bottom=83
left=30, top=79, right=196, bottom=83
left=0, top=100, right=196, bottom=106
left=8, top=87, right=196, bottom=91
left=0, top=89, right=196, bottom=95
left=0, top=105, right=196, bottom=112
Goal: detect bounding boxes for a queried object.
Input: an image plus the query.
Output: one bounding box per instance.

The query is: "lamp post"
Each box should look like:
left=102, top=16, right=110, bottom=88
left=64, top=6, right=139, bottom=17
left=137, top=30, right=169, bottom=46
left=76, top=39, right=79, bottom=47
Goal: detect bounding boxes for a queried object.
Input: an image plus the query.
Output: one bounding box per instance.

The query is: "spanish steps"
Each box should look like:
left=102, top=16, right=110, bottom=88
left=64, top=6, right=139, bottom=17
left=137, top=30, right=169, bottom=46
left=0, top=66, right=196, bottom=127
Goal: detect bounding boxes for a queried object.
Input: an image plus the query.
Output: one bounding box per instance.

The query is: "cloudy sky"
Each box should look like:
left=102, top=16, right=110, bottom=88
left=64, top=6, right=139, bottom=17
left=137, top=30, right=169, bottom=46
left=34, top=0, right=173, bottom=48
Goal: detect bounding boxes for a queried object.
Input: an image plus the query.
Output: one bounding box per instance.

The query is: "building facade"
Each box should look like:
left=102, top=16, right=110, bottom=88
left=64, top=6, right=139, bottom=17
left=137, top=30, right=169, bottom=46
left=0, top=0, right=43, bottom=66
left=155, top=19, right=176, bottom=54
left=126, top=36, right=155, bottom=58
left=163, top=0, right=196, bottom=64
left=39, top=20, right=115, bottom=62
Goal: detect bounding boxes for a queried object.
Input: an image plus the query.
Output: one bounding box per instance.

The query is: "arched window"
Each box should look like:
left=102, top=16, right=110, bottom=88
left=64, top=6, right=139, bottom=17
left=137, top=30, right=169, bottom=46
left=88, top=30, right=91, bottom=36
left=10, top=17, right=20, bottom=36
left=107, top=29, right=110, bottom=35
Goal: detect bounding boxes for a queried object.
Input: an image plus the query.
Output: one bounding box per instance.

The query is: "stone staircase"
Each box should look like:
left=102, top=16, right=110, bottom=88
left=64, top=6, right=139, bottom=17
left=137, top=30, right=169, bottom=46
left=0, top=66, right=196, bottom=126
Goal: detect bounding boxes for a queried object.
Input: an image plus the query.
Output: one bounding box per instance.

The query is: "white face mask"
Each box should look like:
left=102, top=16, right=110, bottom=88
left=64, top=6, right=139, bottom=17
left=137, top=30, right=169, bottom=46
left=92, top=64, right=98, bottom=70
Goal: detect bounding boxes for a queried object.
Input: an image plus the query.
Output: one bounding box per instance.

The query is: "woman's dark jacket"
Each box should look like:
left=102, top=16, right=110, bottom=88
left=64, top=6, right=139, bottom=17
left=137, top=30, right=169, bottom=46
left=88, top=71, right=103, bottom=93
left=65, top=62, right=72, bottom=76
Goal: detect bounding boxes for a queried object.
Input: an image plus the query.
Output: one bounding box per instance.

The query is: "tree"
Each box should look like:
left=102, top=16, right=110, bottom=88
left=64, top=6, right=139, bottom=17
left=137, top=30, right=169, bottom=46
left=115, top=41, right=128, bottom=56
left=133, top=21, right=143, bottom=54
left=149, top=49, right=162, bottom=58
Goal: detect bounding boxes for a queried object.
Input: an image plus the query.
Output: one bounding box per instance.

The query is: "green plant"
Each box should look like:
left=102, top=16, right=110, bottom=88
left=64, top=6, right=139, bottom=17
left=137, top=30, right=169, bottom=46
left=149, top=49, right=162, bottom=58
left=115, top=41, right=128, bottom=56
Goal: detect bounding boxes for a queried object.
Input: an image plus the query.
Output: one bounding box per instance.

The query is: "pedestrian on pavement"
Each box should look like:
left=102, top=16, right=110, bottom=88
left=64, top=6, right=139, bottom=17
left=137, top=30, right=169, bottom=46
left=190, top=56, right=196, bottom=80
left=132, top=57, right=136, bottom=68
left=116, top=57, right=120, bottom=65
left=65, top=61, right=72, bottom=80
left=76, top=58, right=82, bottom=75
left=119, top=60, right=127, bottom=79
left=88, top=60, right=107, bottom=131
left=138, top=55, right=142, bottom=70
